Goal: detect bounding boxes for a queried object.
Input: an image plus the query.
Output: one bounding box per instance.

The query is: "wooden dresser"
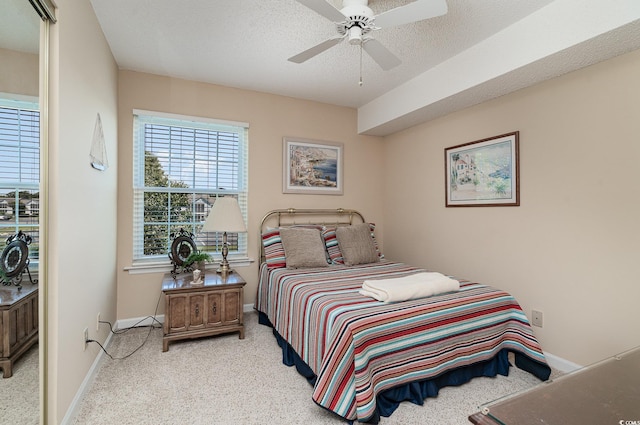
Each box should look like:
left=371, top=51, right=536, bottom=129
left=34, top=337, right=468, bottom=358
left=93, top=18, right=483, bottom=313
left=0, top=283, right=38, bottom=378
left=161, top=271, right=246, bottom=352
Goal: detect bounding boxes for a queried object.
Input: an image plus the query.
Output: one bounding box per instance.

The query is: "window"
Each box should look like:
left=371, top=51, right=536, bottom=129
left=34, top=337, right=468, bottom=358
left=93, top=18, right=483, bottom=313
left=0, top=98, right=40, bottom=261
left=133, top=110, right=248, bottom=263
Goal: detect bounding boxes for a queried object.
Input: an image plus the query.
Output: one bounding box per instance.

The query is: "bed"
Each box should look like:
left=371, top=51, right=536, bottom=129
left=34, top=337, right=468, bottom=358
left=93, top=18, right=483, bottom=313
left=254, top=208, right=551, bottom=423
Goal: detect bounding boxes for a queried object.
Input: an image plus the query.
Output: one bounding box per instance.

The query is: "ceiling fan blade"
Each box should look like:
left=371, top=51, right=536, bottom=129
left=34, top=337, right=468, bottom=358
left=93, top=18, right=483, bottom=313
left=374, top=0, right=448, bottom=28
left=288, top=37, right=345, bottom=63
left=296, top=0, right=346, bottom=22
left=362, top=39, right=401, bottom=70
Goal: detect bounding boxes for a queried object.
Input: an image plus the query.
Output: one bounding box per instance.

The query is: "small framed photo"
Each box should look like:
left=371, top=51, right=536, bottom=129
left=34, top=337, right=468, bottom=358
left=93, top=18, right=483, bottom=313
left=445, top=131, right=519, bottom=207
left=283, top=137, right=343, bottom=195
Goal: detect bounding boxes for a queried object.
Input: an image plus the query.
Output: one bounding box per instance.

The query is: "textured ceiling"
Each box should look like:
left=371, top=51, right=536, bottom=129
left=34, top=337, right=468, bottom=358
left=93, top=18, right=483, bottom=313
left=3, top=0, right=640, bottom=136
left=88, top=0, right=554, bottom=108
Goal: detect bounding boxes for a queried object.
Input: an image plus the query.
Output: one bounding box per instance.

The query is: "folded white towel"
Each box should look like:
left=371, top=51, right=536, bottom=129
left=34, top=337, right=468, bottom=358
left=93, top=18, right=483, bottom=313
left=359, top=272, right=460, bottom=303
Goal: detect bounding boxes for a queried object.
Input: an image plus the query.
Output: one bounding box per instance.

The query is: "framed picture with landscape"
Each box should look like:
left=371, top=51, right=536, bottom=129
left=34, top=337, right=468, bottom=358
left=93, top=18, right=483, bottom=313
left=283, top=137, right=343, bottom=195
left=445, top=131, right=519, bottom=207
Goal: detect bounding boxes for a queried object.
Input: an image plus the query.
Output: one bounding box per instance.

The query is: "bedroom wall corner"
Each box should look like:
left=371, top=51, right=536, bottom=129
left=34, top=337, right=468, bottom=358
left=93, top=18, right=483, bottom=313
left=381, top=48, right=640, bottom=366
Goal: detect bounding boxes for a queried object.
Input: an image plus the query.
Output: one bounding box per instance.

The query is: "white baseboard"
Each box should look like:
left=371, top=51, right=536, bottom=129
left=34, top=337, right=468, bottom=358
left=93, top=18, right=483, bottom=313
left=544, top=351, right=582, bottom=373
left=116, top=314, right=164, bottom=329
left=60, top=331, right=114, bottom=425
left=61, top=315, right=166, bottom=423
left=244, top=303, right=255, bottom=313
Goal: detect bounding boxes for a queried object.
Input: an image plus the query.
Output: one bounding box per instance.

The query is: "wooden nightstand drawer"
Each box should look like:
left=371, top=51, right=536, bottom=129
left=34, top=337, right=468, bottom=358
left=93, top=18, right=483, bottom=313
left=188, top=294, right=206, bottom=329
left=161, top=272, right=246, bottom=352
left=206, top=292, right=222, bottom=325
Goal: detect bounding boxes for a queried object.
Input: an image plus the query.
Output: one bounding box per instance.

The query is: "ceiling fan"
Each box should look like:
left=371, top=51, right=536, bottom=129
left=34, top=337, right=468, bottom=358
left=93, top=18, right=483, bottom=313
left=289, top=0, right=448, bottom=71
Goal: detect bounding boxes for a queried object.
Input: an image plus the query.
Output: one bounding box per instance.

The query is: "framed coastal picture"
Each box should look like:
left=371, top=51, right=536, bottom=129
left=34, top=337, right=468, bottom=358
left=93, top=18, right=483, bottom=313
left=445, top=131, right=519, bottom=207
left=283, top=137, right=343, bottom=195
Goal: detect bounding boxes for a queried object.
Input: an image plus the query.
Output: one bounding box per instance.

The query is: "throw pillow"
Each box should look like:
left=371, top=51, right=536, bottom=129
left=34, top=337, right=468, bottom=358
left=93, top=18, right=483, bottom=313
left=335, top=223, right=380, bottom=266
left=280, top=227, right=329, bottom=268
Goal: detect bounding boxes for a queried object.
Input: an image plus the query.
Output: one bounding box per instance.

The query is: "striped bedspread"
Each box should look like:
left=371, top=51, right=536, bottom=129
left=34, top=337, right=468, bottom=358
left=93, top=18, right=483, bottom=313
left=255, top=261, right=549, bottom=422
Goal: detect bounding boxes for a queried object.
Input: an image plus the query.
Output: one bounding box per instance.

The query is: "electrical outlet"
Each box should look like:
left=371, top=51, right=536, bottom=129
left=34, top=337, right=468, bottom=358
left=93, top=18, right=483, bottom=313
left=96, top=312, right=101, bottom=332
left=531, top=310, right=543, bottom=327
left=83, top=327, right=89, bottom=351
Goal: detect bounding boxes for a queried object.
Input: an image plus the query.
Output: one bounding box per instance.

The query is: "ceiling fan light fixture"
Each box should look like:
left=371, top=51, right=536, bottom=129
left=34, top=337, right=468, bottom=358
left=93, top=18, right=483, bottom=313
left=290, top=0, right=449, bottom=71
left=348, top=26, right=363, bottom=45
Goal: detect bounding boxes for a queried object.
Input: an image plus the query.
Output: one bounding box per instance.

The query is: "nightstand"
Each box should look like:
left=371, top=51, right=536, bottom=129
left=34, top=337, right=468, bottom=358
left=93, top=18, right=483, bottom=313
left=161, top=271, right=246, bottom=352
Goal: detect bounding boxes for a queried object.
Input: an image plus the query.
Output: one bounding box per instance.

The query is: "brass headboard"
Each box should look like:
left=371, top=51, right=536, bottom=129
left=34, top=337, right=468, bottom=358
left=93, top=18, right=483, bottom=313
left=259, top=208, right=366, bottom=264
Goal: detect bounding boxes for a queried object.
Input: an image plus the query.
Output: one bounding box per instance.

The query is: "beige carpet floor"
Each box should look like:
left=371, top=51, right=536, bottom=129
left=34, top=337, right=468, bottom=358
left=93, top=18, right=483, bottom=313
left=71, top=312, right=557, bottom=424
left=0, top=342, right=39, bottom=425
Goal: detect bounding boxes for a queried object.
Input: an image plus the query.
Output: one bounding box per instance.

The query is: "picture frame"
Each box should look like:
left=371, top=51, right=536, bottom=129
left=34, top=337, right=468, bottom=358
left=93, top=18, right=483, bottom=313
left=283, top=137, right=343, bottom=195
left=445, top=131, right=519, bottom=207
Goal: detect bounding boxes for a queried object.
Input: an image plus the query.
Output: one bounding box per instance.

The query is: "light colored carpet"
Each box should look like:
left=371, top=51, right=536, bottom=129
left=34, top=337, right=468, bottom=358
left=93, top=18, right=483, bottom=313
left=71, top=312, right=557, bottom=424
left=0, top=342, right=39, bottom=425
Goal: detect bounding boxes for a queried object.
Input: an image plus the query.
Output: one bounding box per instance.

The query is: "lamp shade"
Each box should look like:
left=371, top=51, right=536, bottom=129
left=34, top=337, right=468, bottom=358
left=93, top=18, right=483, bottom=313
left=202, top=197, right=247, bottom=233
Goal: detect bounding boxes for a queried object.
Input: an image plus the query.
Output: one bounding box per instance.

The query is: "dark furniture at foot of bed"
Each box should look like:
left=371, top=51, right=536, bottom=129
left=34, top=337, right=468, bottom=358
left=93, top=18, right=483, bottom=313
left=469, top=346, right=640, bottom=425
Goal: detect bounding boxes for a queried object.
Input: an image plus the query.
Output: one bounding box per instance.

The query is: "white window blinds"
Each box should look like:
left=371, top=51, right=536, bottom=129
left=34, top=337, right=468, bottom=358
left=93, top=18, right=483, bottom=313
left=132, top=110, right=248, bottom=262
left=0, top=101, right=39, bottom=184
left=0, top=98, right=40, bottom=260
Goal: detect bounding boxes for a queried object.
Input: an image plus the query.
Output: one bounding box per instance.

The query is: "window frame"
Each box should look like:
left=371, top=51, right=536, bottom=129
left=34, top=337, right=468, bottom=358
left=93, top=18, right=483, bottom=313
left=131, top=109, right=249, bottom=268
left=0, top=96, right=40, bottom=264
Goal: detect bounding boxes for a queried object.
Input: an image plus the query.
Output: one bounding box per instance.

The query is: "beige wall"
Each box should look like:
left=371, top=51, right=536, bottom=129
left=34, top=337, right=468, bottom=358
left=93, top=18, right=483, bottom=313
left=383, top=49, right=640, bottom=366
left=47, top=1, right=119, bottom=423
left=0, top=47, right=39, bottom=97
left=116, top=52, right=640, bottom=366
left=116, top=70, right=385, bottom=319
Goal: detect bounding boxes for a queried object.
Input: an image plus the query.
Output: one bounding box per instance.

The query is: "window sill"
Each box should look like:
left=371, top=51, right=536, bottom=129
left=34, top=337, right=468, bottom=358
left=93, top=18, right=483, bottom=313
left=125, top=257, right=254, bottom=275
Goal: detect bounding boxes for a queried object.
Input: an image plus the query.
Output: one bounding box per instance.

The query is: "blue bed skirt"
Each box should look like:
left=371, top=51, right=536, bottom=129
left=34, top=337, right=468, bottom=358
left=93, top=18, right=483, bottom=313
left=258, top=311, right=550, bottom=424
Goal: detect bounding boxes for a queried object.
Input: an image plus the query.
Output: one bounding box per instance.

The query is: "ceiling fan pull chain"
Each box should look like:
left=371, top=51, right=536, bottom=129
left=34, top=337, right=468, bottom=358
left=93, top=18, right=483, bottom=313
left=359, top=43, right=363, bottom=86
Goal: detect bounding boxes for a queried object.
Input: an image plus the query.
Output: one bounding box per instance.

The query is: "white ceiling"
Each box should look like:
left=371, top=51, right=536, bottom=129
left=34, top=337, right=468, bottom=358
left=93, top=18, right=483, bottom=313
left=89, top=0, right=553, bottom=107
left=3, top=1, right=640, bottom=136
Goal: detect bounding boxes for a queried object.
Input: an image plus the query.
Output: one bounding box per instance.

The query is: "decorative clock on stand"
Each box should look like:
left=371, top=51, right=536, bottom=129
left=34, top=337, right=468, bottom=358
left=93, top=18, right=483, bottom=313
left=0, top=231, right=38, bottom=289
left=168, top=228, right=197, bottom=277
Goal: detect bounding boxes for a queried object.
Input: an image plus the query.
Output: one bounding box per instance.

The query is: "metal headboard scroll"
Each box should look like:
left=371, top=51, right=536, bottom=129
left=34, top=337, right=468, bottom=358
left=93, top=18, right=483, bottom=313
left=259, top=208, right=366, bottom=264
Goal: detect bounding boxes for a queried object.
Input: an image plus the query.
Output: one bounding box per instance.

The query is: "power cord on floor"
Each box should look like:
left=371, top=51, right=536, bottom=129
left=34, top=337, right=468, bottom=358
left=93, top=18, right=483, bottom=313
left=85, top=291, right=162, bottom=360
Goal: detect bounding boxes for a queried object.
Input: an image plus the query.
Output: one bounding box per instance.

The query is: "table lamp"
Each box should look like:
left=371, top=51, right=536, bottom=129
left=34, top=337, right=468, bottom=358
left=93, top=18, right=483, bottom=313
left=201, top=197, right=247, bottom=274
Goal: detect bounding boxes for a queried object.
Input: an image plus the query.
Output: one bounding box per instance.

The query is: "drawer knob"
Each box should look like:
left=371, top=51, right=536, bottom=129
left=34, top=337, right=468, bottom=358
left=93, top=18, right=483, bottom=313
left=212, top=302, right=217, bottom=314
left=195, top=304, right=199, bottom=316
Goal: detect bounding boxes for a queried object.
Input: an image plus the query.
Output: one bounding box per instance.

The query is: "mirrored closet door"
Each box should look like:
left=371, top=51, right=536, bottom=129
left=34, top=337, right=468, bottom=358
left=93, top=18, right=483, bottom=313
left=0, top=0, right=53, bottom=423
